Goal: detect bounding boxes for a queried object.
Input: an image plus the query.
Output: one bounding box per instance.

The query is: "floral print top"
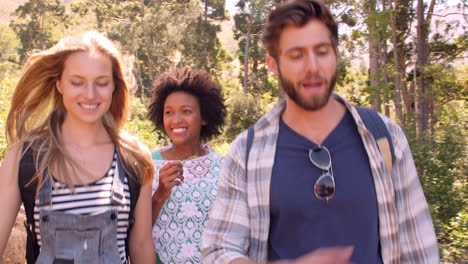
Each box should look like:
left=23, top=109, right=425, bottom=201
left=152, top=144, right=223, bottom=264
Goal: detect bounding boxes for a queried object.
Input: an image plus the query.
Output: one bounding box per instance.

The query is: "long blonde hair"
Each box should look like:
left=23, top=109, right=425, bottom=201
left=6, top=31, right=153, bottom=191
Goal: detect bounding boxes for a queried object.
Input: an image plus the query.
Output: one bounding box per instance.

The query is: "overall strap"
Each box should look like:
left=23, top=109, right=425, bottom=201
left=111, top=151, right=126, bottom=206
left=116, top=149, right=140, bottom=261
left=37, top=169, right=52, bottom=207
left=356, top=106, right=395, bottom=173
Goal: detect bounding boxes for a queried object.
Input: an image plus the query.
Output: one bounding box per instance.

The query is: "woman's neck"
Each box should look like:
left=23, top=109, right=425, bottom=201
left=61, top=117, right=112, bottom=148
left=163, top=143, right=207, bottom=160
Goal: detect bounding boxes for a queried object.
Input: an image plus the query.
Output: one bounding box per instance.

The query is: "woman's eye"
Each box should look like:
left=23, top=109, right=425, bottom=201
left=183, top=109, right=192, bottom=114
left=71, top=81, right=83, bottom=86
left=96, top=82, right=109, bottom=87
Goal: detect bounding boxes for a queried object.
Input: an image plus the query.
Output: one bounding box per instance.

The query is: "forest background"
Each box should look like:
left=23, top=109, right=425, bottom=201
left=0, top=0, right=466, bottom=263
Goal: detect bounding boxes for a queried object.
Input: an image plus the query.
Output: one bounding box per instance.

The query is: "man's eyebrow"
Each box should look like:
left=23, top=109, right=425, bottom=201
left=284, top=46, right=304, bottom=53
left=284, top=42, right=333, bottom=53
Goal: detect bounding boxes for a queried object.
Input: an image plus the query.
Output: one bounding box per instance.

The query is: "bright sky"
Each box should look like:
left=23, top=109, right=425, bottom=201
left=226, top=0, right=237, bottom=17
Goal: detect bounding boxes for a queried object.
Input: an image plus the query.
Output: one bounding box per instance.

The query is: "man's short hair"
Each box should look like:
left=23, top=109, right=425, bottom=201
left=261, top=0, right=338, bottom=58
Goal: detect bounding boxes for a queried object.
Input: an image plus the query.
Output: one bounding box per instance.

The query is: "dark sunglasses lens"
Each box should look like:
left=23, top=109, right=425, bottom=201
left=309, top=147, right=331, bottom=169
left=314, top=173, right=335, bottom=200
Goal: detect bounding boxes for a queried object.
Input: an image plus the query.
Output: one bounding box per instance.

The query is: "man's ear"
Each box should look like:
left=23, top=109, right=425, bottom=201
left=266, top=55, right=279, bottom=76
left=56, top=80, right=63, bottom=94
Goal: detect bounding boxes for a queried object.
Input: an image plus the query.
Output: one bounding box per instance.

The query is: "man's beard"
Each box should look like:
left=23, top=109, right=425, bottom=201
left=279, top=71, right=337, bottom=111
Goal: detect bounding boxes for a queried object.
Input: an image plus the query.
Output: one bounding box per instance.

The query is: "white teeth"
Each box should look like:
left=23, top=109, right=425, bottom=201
left=81, top=104, right=98, bottom=110
left=172, top=128, right=187, bottom=133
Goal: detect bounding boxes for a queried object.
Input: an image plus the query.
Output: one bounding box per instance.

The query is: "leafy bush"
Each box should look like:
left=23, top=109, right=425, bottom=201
left=125, top=95, right=166, bottom=151
left=409, top=100, right=467, bottom=262
left=0, top=75, right=18, bottom=160
left=439, top=211, right=468, bottom=263
left=223, top=91, right=266, bottom=142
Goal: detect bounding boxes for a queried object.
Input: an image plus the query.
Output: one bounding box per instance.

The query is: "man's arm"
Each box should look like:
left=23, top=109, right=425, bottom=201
left=385, top=119, right=440, bottom=263
left=201, top=133, right=252, bottom=264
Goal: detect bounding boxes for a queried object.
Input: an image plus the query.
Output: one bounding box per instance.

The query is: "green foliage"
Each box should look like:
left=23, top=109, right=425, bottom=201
left=70, top=1, right=89, bottom=16
left=125, top=118, right=165, bottom=152
left=408, top=99, right=467, bottom=261
left=427, top=64, right=467, bottom=107
left=0, top=25, right=21, bottom=80
left=180, top=18, right=232, bottom=73
left=439, top=211, right=468, bottom=263
left=223, top=91, right=266, bottom=142
left=233, top=0, right=274, bottom=95
left=125, top=96, right=166, bottom=151
left=201, top=0, right=227, bottom=20
left=91, top=0, right=230, bottom=96
left=10, top=0, right=71, bottom=59
left=0, top=75, right=18, bottom=160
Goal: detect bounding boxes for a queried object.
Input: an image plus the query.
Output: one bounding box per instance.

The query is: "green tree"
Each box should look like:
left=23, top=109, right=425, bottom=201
left=234, top=0, right=274, bottom=95
left=0, top=75, right=18, bottom=160
left=9, top=0, right=70, bottom=60
left=180, top=0, right=232, bottom=74
left=0, top=25, right=20, bottom=81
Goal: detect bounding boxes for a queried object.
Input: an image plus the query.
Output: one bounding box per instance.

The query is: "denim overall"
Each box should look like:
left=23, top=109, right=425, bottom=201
left=34, top=155, right=127, bottom=264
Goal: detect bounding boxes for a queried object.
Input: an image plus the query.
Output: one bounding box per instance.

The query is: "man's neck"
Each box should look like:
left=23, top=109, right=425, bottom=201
left=281, top=95, right=346, bottom=145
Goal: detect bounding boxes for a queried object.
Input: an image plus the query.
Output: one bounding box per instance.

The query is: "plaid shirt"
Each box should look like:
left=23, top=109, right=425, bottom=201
left=201, top=95, right=439, bottom=264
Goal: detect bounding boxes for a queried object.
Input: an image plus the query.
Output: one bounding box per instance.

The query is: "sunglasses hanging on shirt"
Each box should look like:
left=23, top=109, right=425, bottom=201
left=309, top=145, right=335, bottom=200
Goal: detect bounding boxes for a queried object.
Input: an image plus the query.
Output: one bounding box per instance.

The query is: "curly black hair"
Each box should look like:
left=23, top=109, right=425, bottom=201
left=147, top=67, right=227, bottom=142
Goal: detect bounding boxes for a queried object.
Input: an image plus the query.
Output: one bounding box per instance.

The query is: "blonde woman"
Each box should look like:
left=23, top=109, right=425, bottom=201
left=0, top=31, right=155, bottom=264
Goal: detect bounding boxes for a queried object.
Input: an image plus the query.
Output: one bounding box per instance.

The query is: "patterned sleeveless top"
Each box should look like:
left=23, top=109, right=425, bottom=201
left=33, top=152, right=130, bottom=264
left=151, top=144, right=223, bottom=264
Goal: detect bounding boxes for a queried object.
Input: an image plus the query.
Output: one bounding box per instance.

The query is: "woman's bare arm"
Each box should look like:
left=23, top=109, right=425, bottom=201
left=0, top=144, right=22, bottom=256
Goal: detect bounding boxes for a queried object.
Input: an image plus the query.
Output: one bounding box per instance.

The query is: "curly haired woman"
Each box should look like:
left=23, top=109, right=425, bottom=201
left=147, top=67, right=227, bottom=264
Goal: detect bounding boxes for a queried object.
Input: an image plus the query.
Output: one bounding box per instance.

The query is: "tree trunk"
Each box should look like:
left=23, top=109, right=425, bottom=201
left=366, top=0, right=381, bottom=111
left=395, top=0, right=412, bottom=116
left=388, top=0, right=404, bottom=126
left=380, top=0, right=391, bottom=117
left=243, top=4, right=254, bottom=94
left=416, top=0, right=435, bottom=137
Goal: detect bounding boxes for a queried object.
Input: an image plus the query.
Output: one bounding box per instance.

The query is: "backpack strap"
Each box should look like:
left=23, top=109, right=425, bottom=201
left=18, top=145, right=40, bottom=264
left=117, top=151, right=140, bottom=261
left=356, top=106, right=395, bottom=173
left=245, top=126, right=255, bottom=173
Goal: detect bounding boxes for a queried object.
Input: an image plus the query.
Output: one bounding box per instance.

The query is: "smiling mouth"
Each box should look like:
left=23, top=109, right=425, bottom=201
left=172, top=128, right=187, bottom=133
left=80, top=103, right=99, bottom=110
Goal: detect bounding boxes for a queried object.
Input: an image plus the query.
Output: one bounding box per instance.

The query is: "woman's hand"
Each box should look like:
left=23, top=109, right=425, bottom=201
left=154, top=161, right=184, bottom=201
left=151, top=161, right=184, bottom=223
